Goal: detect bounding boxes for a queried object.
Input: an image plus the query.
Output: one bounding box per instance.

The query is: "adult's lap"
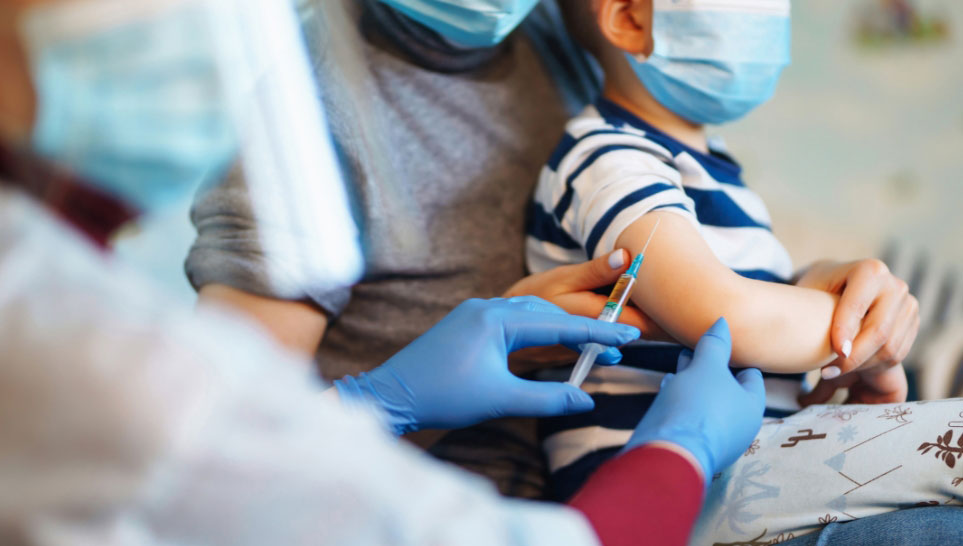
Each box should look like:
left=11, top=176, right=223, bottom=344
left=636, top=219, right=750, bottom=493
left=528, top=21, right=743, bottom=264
left=782, top=506, right=963, bottom=546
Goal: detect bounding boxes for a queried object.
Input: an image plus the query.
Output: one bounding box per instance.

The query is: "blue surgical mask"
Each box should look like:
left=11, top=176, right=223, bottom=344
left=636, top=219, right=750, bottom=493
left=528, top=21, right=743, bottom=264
left=378, top=0, right=539, bottom=48
left=626, top=0, right=791, bottom=125
left=21, top=0, right=238, bottom=214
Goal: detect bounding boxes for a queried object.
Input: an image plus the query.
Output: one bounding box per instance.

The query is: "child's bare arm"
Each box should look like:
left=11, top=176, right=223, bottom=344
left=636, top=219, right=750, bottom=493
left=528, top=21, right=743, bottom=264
left=616, top=211, right=838, bottom=373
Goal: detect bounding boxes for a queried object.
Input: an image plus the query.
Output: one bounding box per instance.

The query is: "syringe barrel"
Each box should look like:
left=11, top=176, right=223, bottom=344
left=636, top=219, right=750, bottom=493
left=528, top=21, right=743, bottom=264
left=597, top=274, right=637, bottom=322
left=567, top=343, right=604, bottom=387
left=569, top=272, right=639, bottom=387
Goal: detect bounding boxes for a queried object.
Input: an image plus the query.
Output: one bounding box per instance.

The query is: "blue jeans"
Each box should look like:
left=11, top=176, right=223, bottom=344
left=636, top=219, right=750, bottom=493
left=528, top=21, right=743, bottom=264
left=782, top=507, right=963, bottom=545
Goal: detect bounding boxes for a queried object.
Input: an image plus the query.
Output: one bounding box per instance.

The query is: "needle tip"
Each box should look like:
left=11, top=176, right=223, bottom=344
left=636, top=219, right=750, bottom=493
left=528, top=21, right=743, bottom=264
left=640, top=219, right=661, bottom=255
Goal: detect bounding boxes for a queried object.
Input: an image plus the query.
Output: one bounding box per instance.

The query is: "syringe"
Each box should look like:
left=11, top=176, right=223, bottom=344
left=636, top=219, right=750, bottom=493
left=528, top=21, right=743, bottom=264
left=567, top=220, right=661, bottom=387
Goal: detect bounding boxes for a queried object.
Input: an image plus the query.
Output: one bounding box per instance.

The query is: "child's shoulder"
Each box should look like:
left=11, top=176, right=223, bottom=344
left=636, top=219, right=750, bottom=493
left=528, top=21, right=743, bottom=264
left=544, top=104, right=679, bottom=183
left=561, top=103, right=663, bottom=147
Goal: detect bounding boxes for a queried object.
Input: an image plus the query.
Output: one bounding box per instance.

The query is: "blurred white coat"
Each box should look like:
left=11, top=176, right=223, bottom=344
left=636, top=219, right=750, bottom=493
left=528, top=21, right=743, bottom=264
left=0, top=187, right=597, bottom=546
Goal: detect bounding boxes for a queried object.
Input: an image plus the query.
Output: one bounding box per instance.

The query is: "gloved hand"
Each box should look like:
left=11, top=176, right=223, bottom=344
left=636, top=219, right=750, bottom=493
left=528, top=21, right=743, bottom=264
left=623, top=318, right=766, bottom=480
left=335, top=297, right=640, bottom=435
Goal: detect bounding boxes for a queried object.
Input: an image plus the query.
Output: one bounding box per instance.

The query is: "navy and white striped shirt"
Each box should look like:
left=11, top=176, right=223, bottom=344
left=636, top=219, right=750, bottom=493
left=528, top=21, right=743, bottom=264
left=528, top=99, right=802, bottom=500
left=527, top=98, right=793, bottom=281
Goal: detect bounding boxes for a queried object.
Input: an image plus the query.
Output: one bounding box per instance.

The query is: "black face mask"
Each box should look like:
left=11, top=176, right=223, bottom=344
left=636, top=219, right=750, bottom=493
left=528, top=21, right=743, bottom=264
left=360, top=0, right=506, bottom=74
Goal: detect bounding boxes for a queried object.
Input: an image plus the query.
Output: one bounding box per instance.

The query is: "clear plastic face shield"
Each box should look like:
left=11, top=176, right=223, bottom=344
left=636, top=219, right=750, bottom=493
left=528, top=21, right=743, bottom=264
left=294, top=0, right=426, bottom=271
left=19, top=0, right=365, bottom=300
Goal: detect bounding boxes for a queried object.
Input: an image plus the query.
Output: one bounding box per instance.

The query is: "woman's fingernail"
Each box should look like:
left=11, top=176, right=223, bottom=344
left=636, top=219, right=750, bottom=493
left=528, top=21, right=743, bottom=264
left=608, top=250, right=625, bottom=270
left=821, top=366, right=841, bottom=380
left=841, top=340, right=852, bottom=359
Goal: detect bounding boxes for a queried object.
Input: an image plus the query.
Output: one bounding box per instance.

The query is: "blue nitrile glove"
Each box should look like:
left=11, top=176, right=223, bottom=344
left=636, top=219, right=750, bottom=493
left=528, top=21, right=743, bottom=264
left=586, top=343, right=624, bottom=366
left=623, top=318, right=766, bottom=479
left=335, top=297, right=641, bottom=435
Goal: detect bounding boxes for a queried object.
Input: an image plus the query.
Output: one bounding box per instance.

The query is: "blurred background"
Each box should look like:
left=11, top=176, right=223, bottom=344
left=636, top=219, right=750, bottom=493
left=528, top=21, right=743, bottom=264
left=722, top=0, right=961, bottom=269
left=718, top=0, right=963, bottom=399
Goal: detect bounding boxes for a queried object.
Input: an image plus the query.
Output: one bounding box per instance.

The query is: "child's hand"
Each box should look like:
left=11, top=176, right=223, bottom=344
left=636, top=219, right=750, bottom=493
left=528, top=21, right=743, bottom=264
left=799, top=363, right=908, bottom=406
left=795, top=259, right=919, bottom=379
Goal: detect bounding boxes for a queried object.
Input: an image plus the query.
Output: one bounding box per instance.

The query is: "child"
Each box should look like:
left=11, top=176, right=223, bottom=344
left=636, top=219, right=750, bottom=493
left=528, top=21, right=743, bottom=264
left=529, top=0, right=909, bottom=503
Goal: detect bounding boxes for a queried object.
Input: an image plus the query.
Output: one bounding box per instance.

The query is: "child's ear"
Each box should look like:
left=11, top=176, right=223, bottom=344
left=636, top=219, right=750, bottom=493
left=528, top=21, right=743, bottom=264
left=597, top=0, right=654, bottom=57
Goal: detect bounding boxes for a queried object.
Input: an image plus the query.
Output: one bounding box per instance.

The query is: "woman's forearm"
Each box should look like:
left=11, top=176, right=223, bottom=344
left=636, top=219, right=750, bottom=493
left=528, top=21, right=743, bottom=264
left=198, top=284, right=328, bottom=358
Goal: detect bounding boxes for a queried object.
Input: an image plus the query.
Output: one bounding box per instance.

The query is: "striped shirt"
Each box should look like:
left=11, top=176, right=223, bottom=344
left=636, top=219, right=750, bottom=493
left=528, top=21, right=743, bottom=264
left=527, top=98, right=793, bottom=281
left=527, top=99, right=802, bottom=501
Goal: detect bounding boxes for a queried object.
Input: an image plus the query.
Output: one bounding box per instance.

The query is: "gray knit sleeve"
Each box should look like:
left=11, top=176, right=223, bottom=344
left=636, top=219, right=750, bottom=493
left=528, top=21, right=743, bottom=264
left=184, top=164, right=352, bottom=318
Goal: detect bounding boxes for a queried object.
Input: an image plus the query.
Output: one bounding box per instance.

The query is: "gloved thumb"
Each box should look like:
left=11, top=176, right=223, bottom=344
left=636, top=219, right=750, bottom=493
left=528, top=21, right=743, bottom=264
left=690, top=317, right=732, bottom=370
left=563, top=343, right=623, bottom=366
left=595, top=345, right=623, bottom=366
left=676, top=349, right=694, bottom=372
left=736, top=368, right=766, bottom=401
left=505, top=380, right=595, bottom=417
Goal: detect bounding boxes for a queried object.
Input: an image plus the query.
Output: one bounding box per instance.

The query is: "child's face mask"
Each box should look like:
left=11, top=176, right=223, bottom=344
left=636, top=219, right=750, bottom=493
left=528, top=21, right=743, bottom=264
left=626, top=0, right=791, bottom=125
left=378, top=0, right=539, bottom=48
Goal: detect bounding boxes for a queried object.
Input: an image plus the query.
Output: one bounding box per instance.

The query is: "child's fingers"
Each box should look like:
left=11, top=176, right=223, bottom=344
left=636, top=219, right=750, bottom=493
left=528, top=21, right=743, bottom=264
left=847, top=364, right=908, bottom=404
left=798, top=379, right=836, bottom=407
left=798, top=373, right=858, bottom=407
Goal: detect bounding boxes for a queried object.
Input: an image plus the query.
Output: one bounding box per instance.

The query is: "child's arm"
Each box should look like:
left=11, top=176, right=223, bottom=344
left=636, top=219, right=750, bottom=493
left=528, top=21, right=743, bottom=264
left=617, top=211, right=838, bottom=373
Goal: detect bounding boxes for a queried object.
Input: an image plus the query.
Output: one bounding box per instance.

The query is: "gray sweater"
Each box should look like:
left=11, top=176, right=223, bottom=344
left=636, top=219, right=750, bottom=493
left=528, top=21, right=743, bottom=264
left=186, top=1, right=586, bottom=498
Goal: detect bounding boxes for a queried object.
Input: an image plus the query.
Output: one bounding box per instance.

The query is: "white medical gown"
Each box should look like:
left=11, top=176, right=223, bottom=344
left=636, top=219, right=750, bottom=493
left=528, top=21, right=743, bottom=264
left=0, top=187, right=599, bottom=546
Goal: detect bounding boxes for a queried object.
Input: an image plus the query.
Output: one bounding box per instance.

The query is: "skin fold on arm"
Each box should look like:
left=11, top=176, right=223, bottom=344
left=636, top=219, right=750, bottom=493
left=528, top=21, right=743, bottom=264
left=198, top=284, right=328, bottom=358
left=617, top=211, right=839, bottom=373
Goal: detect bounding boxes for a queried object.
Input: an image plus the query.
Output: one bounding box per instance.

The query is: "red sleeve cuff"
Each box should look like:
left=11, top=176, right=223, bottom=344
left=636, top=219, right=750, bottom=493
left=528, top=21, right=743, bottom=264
left=568, top=445, right=705, bottom=546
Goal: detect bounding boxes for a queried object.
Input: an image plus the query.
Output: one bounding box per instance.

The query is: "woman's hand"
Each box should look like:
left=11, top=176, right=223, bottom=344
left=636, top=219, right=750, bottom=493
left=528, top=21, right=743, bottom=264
left=799, top=363, right=908, bottom=406
left=625, top=318, right=766, bottom=479
left=795, top=259, right=920, bottom=380
left=504, top=249, right=669, bottom=340
left=334, top=297, right=641, bottom=435
left=504, top=250, right=671, bottom=374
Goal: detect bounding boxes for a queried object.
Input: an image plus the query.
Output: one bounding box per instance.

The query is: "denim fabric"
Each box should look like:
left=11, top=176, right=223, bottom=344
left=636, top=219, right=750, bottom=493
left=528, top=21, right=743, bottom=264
left=783, top=507, right=963, bottom=546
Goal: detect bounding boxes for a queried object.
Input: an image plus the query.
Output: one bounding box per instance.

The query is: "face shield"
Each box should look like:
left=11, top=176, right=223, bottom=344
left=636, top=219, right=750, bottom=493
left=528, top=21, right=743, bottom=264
left=19, top=0, right=364, bottom=300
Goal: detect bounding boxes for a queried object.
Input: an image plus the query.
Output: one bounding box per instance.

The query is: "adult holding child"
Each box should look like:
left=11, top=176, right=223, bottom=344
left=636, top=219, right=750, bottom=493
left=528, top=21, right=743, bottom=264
left=188, top=0, right=664, bottom=499
left=0, top=3, right=765, bottom=544
left=190, top=0, right=918, bottom=508
left=0, top=0, right=945, bottom=543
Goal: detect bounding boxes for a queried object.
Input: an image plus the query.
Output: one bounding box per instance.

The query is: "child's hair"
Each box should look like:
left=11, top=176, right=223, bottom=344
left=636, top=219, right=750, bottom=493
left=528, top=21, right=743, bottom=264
left=557, top=0, right=607, bottom=59
left=558, top=0, right=631, bottom=78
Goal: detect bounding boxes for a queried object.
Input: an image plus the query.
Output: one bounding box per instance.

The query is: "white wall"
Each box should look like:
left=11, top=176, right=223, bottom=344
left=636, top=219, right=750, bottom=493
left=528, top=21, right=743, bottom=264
left=718, top=0, right=963, bottom=273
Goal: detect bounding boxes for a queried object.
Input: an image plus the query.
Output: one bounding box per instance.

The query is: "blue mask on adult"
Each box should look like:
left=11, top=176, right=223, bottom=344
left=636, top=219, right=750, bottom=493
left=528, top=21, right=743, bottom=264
left=378, top=0, right=539, bottom=48
left=21, top=0, right=238, bottom=214
left=626, top=0, right=791, bottom=125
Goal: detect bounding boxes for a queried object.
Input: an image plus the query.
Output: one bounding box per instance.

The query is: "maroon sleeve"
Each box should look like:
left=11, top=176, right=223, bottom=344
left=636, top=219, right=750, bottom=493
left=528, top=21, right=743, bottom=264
left=568, top=445, right=705, bottom=546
